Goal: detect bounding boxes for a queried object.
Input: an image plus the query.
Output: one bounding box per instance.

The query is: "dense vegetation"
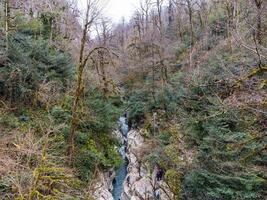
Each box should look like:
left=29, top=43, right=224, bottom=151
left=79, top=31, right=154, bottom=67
left=0, top=0, right=123, bottom=198
left=0, top=0, right=266, bottom=199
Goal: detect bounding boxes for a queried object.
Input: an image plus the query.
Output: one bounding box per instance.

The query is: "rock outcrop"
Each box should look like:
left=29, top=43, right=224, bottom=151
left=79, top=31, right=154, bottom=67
left=121, top=130, right=173, bottom=200
left=93, top=129, right=174, bottom=200
left=92, top=170, right=115, bottom=200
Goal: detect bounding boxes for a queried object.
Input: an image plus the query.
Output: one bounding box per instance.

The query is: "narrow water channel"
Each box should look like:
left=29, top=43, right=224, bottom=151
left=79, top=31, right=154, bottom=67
left=112, top=116, right=129, bottom=200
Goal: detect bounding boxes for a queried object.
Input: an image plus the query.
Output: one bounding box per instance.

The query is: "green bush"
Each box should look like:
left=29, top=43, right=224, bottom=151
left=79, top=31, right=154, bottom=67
left=84, top=91, right=122, bottom=133
left=0, top=16, right=74, bottom=105
left=0, top=113, right=20, bottom=129
left=127, top=90, right=151, bottom=123
left=75, top=136, right=121, bottom=182
left=51, top=91, right=123, bottom=182
left=179, top=79, right=267, bottom=199
left=51, top=106, right=71, bottom=124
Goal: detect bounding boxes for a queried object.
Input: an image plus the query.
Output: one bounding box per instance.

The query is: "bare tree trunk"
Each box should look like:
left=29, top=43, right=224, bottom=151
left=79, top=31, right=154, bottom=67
left=152, top=61, right=156, bottom=102
left=186, top=0, right=194, bottom=45
left=177, top=10, right=183, bottom=42
left=5, top=0, right=10, bottom=52
left=50, top=19, right=54, bottom=44
left=98, top=51, right=109, bottom=98
left=67, top=2, right=91, bottom=164
left=120, top=18, right=125, bottom=47
left=156, top=0, right=163, bottom=37
left=198, top=11, right=204, bottom=30
left=185, top=0, right=194, bottom=69
left=140, top=0, right=151, bottom=34
left=166, top=0, right=175, bottom=39
left=145, top=8, right=149, bottom=33
left=254, top=0, right=263, bottom=45
left=225, top=0, right=234, bottom=51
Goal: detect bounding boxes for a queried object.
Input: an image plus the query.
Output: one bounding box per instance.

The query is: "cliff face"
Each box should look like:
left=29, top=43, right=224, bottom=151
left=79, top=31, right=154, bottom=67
left=121, top=130, right=173, bottom=200
left=92, top=170, right=115, bottom=200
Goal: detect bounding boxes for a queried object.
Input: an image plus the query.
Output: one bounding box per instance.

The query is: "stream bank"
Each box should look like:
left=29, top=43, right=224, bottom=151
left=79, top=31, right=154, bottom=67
left=93, top=118, right=173, bottom=200
left=121, top=129, right=173, bottom=200
left=112, top=116, right=129, bottom=200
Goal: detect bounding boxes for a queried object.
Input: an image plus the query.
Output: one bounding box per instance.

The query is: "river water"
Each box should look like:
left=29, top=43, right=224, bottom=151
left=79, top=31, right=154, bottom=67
left=112, top=116, right=129, bottom=200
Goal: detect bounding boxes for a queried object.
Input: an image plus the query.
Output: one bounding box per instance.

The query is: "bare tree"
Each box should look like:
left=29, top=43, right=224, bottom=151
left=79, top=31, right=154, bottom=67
left=67, top=0, right=103, bottom=163
left=167, top=0, right=175, bottom=39
left=155, top=0, right=164, bottom=37
left=173, top=1, right=185, bottom=41
left=140, top=0, right=153, bottom=34
left=120, top=17, right=126, bottom=47
left=174, top=0, right=196, bottom=68
left=223, top=0, right=239, bottom=51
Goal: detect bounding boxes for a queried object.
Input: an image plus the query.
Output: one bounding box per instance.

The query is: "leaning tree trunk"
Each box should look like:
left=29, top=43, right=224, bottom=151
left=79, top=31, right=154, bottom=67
left=67, top=3, right=91, bottom=164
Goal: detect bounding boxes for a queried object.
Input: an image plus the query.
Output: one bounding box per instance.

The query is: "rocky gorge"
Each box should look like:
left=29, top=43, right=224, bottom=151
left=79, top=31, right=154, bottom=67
left=93, top=117, right=174, bottom=200
left=121, top=129, right=173, bottom=200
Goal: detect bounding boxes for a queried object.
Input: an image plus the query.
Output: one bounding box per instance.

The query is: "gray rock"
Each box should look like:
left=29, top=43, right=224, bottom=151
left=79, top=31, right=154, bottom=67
left=121, top=130, right=173, bottom=200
